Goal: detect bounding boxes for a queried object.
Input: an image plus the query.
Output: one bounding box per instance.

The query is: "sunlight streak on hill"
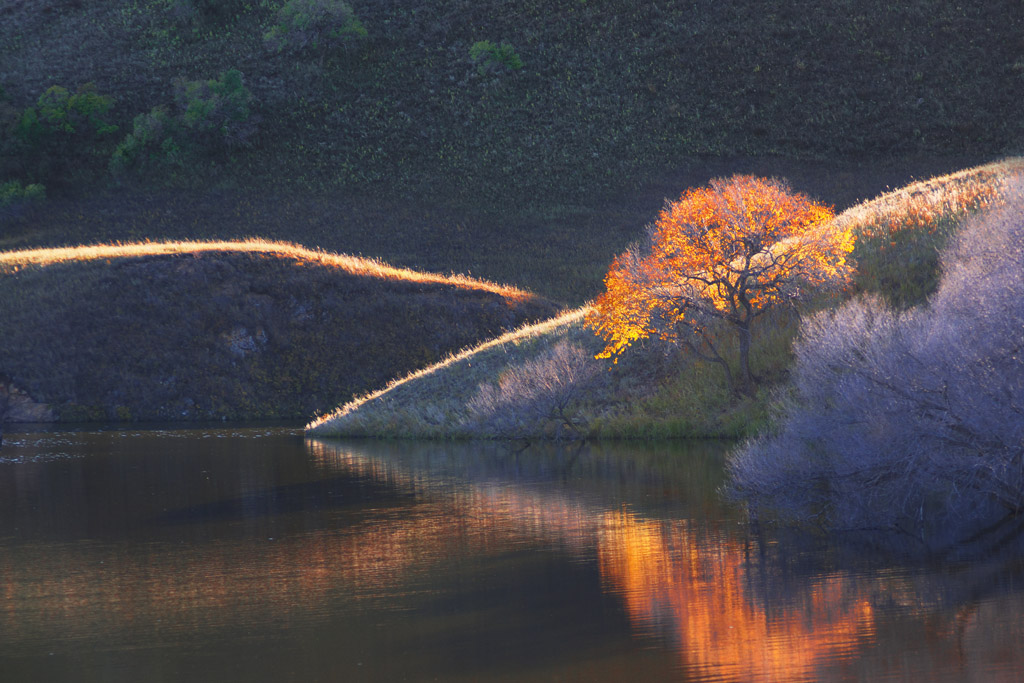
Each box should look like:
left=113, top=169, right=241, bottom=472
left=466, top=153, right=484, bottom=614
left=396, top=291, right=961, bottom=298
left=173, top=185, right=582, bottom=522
left=0, top=238, right=532, bottom=300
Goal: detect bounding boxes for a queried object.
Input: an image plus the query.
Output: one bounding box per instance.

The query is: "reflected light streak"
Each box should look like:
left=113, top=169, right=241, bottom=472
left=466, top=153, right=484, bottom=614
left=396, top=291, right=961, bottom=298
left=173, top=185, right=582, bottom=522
left=598, top=509, right=875, bottom=681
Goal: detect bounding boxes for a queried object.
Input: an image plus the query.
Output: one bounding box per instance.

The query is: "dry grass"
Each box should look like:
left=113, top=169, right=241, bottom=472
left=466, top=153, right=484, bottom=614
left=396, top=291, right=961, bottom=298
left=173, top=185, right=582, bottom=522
left=834, top=157, right=1024, bottom=307
left=0, top=238, right=531, bottom=300
left=833, top=157, right=1024, bottom=237
left=306, top=307, right=589, bottom=434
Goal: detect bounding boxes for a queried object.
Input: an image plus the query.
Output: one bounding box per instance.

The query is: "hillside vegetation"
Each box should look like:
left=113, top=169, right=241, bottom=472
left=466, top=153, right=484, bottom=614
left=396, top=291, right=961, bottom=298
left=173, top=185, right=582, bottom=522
left=307, top=159, right=1024, bottom=439
left=0, top=240, right=559, bottom=421
left=2, top=0, right=1022, bottom=302
left=4, top=0, right=1019, bottom=199
left=729, top=176, right=1024, bottom=551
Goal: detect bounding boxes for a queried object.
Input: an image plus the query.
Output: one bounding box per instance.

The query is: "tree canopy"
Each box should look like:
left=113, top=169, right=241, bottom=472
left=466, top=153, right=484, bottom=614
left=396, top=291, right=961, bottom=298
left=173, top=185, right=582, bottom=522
left=587, top=175, right=853, bottom=391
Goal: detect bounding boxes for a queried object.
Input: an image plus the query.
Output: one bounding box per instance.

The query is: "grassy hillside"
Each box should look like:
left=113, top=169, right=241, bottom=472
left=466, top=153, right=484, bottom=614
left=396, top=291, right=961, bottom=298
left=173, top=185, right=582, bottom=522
left=0, top=240, right=559, bottom=421
left=4, top=0, right=1020, bottom=199
left=308, top=158, right=1024, bottom=439
left=305, top=304, right=793, bottom=439
left=2, top=0, right=1021, bottom=303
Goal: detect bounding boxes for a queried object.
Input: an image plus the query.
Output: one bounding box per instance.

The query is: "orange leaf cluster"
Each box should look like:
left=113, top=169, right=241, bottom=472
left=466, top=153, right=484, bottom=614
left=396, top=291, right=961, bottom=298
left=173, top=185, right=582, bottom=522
left=588, top=175, right=850, bottom=363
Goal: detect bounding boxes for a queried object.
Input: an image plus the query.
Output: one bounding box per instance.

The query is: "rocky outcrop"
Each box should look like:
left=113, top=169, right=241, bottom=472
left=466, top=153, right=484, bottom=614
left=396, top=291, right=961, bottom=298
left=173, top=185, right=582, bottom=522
left=0, top=377, right=56, bottom=423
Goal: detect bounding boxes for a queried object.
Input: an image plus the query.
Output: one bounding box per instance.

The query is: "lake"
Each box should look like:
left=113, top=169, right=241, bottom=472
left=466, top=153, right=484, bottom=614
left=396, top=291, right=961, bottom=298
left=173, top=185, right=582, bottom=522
left=0, top=426, right=1022, bottom=682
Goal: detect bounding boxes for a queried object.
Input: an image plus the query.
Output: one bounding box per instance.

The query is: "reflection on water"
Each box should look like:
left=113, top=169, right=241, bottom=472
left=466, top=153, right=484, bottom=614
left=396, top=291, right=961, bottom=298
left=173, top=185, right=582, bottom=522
left=0, top=429, right=1023, bottom=681
left=599, top=509, right=874, bottom=681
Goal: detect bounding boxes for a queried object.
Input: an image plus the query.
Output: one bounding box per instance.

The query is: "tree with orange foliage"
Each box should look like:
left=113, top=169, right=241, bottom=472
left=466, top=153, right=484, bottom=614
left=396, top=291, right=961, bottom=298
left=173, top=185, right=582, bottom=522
left=587, top=175, right=853, bottom=393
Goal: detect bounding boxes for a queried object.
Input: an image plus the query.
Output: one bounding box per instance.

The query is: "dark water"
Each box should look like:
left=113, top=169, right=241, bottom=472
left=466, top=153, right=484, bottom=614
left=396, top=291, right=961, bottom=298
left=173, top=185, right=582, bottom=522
left=0, top=427, right=1022, bottom=682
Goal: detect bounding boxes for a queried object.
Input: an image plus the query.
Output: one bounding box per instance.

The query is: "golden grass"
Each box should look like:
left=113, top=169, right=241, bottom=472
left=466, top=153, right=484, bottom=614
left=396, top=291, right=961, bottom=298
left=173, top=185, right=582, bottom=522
left=765, top=157, right=1024, bottom=257
left=762, top=157, right=1024, bottom=303
left=700, top=159, right=1024, bottom=301
left=305, top=306, right=590, bottom=432
left=0, top=237, right=533, bottom=301
left=832, top=157, right=1024, bottom=235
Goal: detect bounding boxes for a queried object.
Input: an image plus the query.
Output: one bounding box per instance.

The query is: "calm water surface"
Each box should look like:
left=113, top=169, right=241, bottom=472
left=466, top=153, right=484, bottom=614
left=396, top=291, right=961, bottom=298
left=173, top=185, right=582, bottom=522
left=0, top=427, right=1022, bottom=682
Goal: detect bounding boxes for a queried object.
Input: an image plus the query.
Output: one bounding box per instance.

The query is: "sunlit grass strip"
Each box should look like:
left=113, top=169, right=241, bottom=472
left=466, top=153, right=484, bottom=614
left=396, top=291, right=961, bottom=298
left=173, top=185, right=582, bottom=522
left=305, top=306, right=589, bottom=434
left=832, top=157, right=1024, bottom=307
left=832, top=157, right=1024, bottom=235
left=766, top=157, right=1024, bottom=258
left=709, top=159, right=1024, bottom=298
left=0, top=238, right=531, bottom=300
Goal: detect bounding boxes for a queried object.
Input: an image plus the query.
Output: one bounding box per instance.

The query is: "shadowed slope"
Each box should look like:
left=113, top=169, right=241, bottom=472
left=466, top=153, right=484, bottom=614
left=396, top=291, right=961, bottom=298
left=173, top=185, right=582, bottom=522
left=2, top=0, right=1019, bottom=209
left=0, top=240, right=560, bottom=421
left=306, top=307, right=590, bottom=437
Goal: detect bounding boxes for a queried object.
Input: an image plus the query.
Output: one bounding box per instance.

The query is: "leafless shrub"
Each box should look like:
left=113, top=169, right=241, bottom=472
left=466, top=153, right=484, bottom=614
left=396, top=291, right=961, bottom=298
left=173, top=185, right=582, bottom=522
left=727, top=179, right=1024, bottom=550
left=463, top=340, right=602, bottom=439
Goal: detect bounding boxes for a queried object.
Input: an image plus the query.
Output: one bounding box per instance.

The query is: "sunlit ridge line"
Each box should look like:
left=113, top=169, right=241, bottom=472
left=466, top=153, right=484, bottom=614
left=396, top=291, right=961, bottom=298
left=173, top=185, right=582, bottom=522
left=0, top=237, right=532, bottom=299
left=831, top=157, right=1024, bottom=230
left=305, top=307, right=589, bottom=430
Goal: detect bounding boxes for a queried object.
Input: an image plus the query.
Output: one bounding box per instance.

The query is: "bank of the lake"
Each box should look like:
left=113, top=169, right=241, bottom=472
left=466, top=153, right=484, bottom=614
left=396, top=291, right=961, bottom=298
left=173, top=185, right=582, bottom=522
left=308, top=159, right=1024, bottom=440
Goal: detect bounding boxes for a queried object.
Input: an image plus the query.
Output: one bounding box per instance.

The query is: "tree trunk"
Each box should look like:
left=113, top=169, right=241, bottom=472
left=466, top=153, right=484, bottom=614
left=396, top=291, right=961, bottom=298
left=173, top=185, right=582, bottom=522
left=737, top=320, right=753, bottom=394
left=682, top=331, right=734, bottom=391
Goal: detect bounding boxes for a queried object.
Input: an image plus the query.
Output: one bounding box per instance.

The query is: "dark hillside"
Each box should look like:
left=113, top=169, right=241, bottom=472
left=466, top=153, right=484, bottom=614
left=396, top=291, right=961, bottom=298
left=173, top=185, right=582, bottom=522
left=1, top=1, right=1021, bottom=301
left=3, top=0, right=1019, bottom=197
left=0, top=242, right=560, bottom=421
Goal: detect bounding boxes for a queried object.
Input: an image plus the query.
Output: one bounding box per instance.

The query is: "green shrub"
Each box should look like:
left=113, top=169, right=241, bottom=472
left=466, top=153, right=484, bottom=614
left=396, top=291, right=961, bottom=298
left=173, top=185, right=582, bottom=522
left=469, top=40, right=524, bottom=76
left=111, top=69, right=257, bottom=174
left=15, top=83, right=117, bottom=149
left=8, top=84, right=117, bottom=183
left=850, top=214, right=959, bottom=309
left=0, top=179, right=45, bottom=224
left=173, top=68, right=257, bottom=146
left=0, top=179, right=46, bottom=208
left=848, top=181, right=1002, bottom=309
left=263, top=0, right=367, bottom=55
left=110, top=107, right=180, bottom=172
